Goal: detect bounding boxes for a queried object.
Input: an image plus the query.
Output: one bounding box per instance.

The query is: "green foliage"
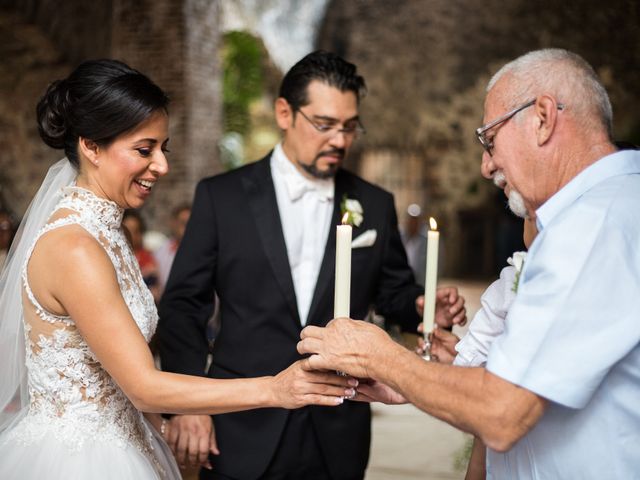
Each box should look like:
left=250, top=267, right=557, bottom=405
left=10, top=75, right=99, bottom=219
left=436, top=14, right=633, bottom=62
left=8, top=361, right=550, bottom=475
left=453, top=435, right=474, bottom=472
left=222, top=31, right=264, bottom=135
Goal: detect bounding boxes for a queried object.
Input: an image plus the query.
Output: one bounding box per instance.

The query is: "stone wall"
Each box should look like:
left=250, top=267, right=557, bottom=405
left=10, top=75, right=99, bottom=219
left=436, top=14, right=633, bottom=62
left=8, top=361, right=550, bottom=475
left=318, top=0, right=640, bottom=276
left=0, top=0, right=222, bottom=233
left=110, top=0, right=222, bottom=230
left=183, top=0, right=223, bottom=186
left=0, top=8, right=71, bottom=216
left=2, top=0, right=638, bottom=275
left=0, top=0, right=112, bottom=64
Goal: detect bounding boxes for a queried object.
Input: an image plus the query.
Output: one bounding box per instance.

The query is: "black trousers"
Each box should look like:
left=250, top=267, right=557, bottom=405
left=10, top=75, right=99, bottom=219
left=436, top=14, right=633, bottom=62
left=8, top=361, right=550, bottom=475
left=200, top=409, right=332, bottom=480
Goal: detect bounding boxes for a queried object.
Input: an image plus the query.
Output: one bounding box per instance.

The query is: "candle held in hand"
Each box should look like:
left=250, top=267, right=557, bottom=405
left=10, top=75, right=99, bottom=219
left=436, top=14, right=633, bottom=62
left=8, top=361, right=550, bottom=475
left=422, top=217, right=439, bottom=338
left=334, top=213, right=352, bottom=318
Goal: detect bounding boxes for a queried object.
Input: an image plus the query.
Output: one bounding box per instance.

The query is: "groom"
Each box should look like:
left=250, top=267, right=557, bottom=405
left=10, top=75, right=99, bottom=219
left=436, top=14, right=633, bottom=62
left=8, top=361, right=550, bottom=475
left=158, top=51, right=466, bottom=480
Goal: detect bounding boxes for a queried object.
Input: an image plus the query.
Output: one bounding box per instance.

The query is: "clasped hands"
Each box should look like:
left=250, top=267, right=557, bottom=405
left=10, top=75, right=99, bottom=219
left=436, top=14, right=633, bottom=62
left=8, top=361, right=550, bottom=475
left=298, top=286, right=466, bottom=404
left=161, top=287, right=465, bottom=470
left=159, top=358, right=360, bottom=471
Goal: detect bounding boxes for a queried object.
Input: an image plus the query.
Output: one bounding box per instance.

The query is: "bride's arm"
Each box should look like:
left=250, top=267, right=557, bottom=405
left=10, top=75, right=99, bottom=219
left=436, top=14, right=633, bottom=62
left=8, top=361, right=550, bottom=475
left=34, top=229, right=353, bottom=414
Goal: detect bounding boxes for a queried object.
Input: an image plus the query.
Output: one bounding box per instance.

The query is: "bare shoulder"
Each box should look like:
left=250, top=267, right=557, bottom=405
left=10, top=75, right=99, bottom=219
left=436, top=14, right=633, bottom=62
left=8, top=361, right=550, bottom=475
left=33, top=221, right=108, bottom=269
left=28, top=217, right=118, bottom=313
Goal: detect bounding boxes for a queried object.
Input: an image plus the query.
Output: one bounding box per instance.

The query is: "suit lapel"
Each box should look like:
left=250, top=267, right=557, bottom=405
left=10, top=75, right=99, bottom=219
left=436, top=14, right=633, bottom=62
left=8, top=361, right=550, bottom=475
left=242, top=156, right=300, bottom=325
left=307, top=170, right=349, bottom=325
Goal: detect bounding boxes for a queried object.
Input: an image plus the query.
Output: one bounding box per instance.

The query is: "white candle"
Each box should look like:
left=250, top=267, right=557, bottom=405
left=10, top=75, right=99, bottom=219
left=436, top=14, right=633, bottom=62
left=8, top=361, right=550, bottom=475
left=423, top=217, right=439, bottom=338
left=334, top=213, right=352, bottom=318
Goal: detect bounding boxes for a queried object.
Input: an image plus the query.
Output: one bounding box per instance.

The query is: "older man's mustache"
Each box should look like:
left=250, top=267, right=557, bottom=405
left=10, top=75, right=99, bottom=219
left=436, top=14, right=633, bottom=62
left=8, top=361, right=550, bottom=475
left=492, top=170, right=529, bottom=218
left=493, top=170, right=507, bottom=189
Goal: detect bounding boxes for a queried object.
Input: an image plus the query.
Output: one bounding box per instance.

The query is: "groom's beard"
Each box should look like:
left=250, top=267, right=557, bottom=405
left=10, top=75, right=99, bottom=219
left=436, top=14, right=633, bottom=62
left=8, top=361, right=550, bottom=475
left=493, top=171, right=529, bottom=219
left=298, top=148, right=345, bottom=179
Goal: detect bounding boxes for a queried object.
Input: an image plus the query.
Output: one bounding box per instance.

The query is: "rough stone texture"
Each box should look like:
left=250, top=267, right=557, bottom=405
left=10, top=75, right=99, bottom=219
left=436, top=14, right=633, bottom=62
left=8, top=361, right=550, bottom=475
left=183, top=0, right=222, bottom=186
left=0, top=0, right=112, bottom=64
left=2, top=0, right=638, bottom=276
left=318, top=0, right=640, bottom=275
left=0, top=0, right=221, bottom=233
left=111, top=0, right=222, bottom=230
left=0, top=8, right=71, bottom=216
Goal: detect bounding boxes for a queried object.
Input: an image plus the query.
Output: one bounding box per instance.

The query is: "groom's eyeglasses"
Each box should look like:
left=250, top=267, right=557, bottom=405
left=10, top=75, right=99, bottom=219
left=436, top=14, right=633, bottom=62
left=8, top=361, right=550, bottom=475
left=295, top=108, right=366, bottom=139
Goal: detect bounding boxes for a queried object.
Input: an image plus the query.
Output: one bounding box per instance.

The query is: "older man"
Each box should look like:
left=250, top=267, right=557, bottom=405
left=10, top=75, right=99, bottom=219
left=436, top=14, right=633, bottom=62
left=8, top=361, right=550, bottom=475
left=299, top=48, right=640, bottom=478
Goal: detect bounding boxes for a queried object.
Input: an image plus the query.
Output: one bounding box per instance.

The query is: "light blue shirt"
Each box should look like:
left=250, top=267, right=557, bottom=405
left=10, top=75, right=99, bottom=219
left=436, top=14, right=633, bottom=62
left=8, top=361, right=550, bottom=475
left=486, top=150, right=640, bottom=479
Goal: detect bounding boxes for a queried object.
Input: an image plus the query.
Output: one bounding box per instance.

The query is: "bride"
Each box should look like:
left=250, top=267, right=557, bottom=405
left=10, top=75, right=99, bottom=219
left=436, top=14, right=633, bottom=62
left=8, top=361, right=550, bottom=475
left=0, top=60, right=355, bottom=479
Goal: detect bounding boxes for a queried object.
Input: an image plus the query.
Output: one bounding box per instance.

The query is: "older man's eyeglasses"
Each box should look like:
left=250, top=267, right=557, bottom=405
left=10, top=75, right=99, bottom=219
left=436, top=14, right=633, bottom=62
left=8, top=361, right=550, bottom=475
left=475, top=98, right=565, bottom=156
left=295, top=108, right=366, bottom=139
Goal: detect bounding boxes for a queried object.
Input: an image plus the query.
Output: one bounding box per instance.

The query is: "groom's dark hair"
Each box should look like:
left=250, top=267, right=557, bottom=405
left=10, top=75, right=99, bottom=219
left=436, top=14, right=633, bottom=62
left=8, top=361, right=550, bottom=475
left=279, top=50, right=367, bottom=110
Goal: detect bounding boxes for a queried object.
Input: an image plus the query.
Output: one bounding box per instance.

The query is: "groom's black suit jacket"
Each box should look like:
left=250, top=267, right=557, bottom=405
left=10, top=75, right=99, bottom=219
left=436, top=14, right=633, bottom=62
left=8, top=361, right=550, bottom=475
left=158, top=154, right=422, bottom=479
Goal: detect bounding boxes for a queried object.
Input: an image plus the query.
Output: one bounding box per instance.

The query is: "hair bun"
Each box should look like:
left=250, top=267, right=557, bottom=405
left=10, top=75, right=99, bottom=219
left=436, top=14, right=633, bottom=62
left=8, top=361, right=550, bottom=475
left=36, top=79, right=71, bottom=149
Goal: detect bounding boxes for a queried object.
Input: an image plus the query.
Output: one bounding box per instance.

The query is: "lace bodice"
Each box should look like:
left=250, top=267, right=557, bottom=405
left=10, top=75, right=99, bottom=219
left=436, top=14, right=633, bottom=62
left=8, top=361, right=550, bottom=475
left=8, top=186, right=161, bottom=467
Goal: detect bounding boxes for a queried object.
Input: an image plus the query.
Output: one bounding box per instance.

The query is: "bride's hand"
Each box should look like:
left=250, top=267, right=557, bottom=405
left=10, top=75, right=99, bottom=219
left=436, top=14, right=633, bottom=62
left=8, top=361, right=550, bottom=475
left=270, top=360, right=358, bottom=409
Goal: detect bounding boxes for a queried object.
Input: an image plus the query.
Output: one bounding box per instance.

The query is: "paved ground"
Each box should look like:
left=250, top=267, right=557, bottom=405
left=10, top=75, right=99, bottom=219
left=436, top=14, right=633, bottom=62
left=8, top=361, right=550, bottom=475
left=365, top=279, right=488, bottom=480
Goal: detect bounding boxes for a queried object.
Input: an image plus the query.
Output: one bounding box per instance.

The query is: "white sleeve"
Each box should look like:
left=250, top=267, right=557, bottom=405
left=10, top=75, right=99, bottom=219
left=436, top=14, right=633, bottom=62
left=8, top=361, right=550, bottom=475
left=454, top=266, right=517, bottom=367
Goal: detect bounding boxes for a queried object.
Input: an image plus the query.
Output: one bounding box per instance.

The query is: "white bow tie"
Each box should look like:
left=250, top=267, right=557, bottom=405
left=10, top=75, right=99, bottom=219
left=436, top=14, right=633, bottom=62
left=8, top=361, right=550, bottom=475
left=284, top=175, right=334, bottom=203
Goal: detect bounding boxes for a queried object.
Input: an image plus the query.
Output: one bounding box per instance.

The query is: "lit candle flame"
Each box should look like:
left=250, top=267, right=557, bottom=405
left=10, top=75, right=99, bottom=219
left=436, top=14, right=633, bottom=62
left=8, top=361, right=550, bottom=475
left=429, top=217, right=438, bottom=231
left=341, top=212, right=350, bottom=224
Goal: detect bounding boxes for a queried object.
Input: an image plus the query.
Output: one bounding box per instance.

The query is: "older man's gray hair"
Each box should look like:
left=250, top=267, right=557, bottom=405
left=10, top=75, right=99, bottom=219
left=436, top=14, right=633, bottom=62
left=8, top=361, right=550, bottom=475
left=487, top=48, right=612, bottom=138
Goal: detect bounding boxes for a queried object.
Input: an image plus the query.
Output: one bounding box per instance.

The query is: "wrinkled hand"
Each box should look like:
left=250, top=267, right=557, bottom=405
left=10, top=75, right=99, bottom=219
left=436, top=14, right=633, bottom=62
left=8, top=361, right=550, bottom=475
left=298, top=318, right=396, bottom=379
left=271, top=359, right=357, bottom=409
left=353, top=379, right=407, bottom=405
left=415, top=286, right=467, bottom=328
left=165, top=414, right=219, bottom=470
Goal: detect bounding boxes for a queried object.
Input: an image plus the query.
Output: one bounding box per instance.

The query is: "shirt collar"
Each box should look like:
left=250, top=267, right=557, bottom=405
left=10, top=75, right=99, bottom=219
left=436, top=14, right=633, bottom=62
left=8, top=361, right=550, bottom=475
left=272, top=143, right=335, bottom=202
left=536, top=149, right=640, bottom=232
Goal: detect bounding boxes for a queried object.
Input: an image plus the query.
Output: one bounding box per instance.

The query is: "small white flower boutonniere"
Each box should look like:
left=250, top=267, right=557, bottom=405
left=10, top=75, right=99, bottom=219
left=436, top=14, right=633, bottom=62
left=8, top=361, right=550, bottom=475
left=340, top=195, right=363, bottom=227
left=507, top=251, right=527, bottom=293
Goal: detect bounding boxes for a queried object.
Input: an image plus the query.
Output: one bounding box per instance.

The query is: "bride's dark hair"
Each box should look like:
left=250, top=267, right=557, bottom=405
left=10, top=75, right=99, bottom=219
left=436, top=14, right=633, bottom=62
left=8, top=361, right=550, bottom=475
left=36, top=59, right=169, bottom=169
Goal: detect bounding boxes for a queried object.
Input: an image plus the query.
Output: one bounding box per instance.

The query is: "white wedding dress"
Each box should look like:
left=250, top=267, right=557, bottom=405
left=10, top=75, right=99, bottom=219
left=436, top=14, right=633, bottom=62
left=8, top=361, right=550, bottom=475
left=0, top=186, right=181, bottom=479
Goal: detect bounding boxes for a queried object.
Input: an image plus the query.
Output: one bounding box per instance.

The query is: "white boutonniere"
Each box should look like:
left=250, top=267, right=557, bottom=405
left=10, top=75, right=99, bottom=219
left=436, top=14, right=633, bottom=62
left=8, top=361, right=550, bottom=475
left=340, top=195, right=363, bottom=227
left=507, top=251, right=527, bottom=293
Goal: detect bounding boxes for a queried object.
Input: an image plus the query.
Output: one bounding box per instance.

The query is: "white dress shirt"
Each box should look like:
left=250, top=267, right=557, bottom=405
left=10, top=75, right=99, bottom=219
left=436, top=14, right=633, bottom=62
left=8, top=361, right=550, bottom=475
left=271, top=143, right=334, bottom=325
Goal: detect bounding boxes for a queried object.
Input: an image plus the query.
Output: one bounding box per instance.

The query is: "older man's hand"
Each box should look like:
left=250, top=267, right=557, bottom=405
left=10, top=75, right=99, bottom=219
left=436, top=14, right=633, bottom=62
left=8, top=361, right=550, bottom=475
left=416, top=286, right=467, bottom=328
left=298, top=318, right=396, bottom=379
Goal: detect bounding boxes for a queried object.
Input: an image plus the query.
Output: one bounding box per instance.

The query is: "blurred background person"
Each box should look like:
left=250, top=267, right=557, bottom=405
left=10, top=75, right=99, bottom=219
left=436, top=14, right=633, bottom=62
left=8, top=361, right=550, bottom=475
left=154, top=203, right=191, bottom=296
left=400, top=203, right=426, bottom=286
left=123, top=209, right=161, bottom=303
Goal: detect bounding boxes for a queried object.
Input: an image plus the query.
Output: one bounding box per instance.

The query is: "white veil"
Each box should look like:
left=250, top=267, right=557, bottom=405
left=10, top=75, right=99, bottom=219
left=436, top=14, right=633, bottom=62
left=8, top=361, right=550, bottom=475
left=0, top=158, right=77, bottom=433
